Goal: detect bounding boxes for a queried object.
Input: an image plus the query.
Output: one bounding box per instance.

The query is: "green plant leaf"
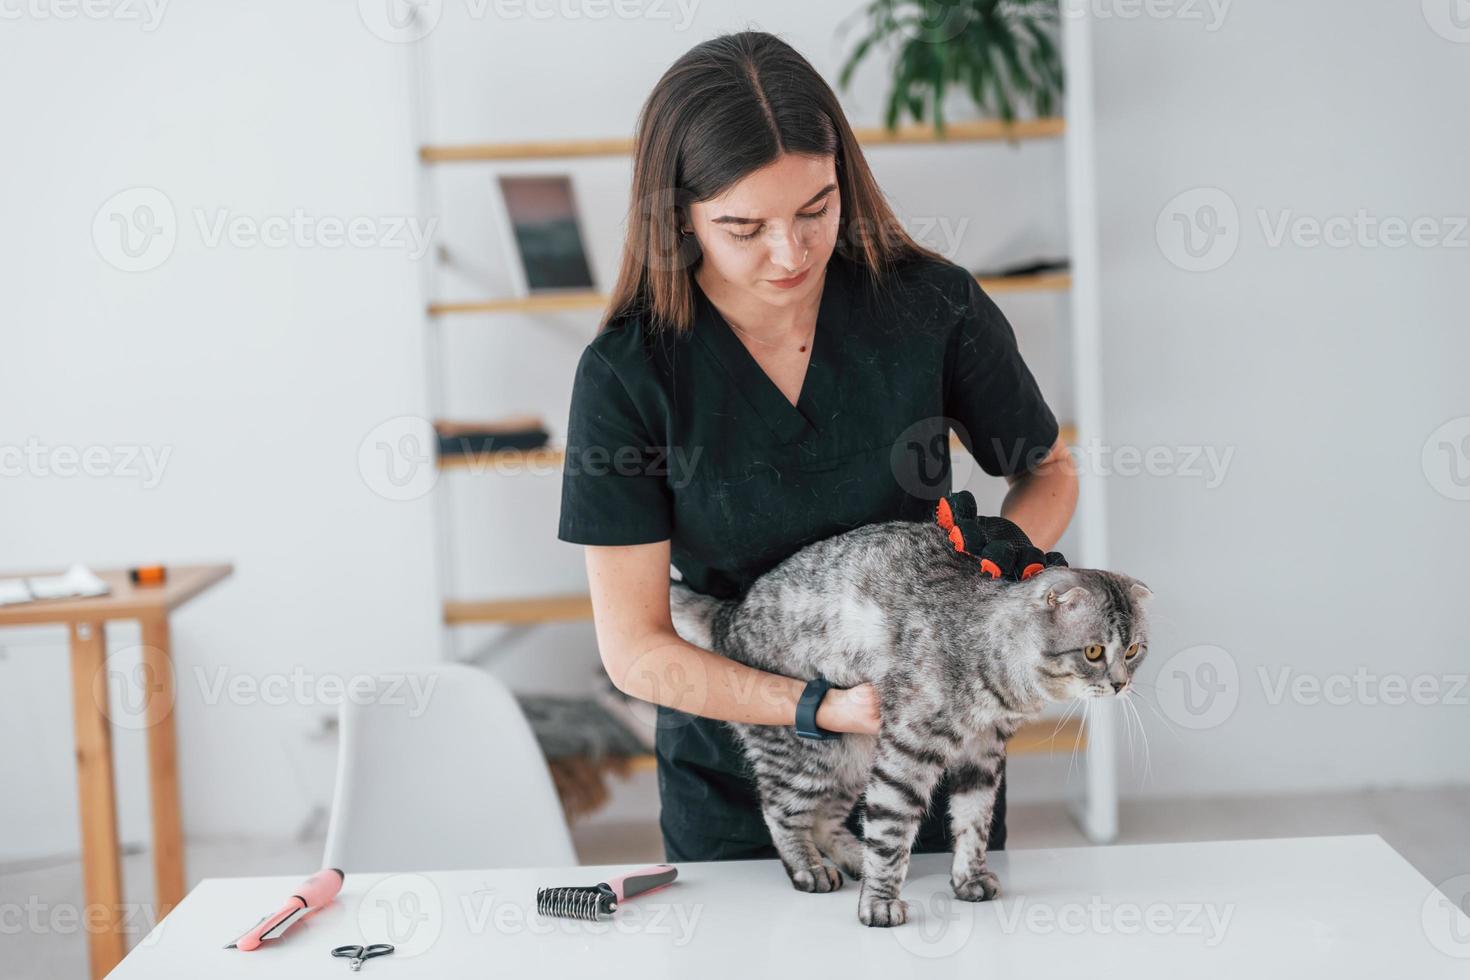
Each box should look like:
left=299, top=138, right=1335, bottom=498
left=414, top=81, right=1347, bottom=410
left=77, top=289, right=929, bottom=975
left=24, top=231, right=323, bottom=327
left=838, top=33, right=878, bottom=90
left=838, top=0, right=1066, bottom=132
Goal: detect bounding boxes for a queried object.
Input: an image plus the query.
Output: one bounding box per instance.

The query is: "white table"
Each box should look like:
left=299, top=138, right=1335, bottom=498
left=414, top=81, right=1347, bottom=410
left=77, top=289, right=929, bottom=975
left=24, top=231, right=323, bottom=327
left=108, top=835, right=1470, bottom=978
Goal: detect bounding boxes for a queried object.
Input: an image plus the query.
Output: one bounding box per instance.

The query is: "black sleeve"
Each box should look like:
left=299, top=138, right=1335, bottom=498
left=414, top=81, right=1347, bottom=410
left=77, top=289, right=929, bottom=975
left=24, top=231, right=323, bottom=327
left=944, top=273, right=1060, bottom=478
left=557, top=343, right=673, bottom=545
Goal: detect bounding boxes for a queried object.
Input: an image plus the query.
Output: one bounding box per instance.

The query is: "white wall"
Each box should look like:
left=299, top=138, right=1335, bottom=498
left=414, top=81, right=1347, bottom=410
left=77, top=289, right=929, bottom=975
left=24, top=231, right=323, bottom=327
left=3, top=0, right=1465, bottom=863
left=1089, top=1, right=1470, bottom=795
left=0, top=2, right=442, bottom=860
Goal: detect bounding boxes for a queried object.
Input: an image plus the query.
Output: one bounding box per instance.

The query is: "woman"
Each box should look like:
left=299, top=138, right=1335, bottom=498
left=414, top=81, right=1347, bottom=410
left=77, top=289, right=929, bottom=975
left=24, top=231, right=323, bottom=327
left=557, top=31, right=1078, bottom=864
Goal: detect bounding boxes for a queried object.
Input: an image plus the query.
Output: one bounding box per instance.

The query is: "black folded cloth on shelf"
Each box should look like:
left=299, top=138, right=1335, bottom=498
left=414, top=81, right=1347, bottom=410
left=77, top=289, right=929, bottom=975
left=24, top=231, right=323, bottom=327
left=437, top=430, right=549, bottom=456
left=435, top=420, right=550, bottom=457
left=972, top=256, right=1071, bottom=279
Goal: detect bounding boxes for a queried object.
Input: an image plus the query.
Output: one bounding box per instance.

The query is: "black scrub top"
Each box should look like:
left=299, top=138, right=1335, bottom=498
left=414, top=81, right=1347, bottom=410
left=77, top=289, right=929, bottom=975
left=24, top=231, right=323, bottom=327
left=557, top=249, right=1059, bottom=862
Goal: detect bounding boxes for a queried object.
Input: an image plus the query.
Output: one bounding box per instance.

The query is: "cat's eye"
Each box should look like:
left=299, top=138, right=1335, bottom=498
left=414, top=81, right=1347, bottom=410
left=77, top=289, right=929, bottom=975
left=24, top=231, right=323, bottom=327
left=1083, top=644, right=1105, bottom=662
left=1125, top=642, right=1140, bottom=660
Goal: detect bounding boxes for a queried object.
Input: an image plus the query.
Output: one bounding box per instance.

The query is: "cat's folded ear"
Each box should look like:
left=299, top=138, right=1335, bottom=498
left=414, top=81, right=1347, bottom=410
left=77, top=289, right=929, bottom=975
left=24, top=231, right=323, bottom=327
left=1130, top=581, right=1154, bottom=602
left=1044, top=586, right=1091, bottom=608
left=1030, top=568, right=1090, bottom=609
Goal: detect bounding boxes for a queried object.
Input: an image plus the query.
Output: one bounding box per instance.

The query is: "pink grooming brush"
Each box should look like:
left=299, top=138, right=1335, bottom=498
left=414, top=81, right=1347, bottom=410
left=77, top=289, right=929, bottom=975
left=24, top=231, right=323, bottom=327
left=536, top=864, right=678, bottom=921
left=225, top=868, right=344, bottom=950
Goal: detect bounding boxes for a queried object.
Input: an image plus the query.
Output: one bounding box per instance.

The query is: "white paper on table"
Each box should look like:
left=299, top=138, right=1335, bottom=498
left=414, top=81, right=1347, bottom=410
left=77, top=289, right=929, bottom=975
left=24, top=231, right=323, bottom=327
left=25, top=564, right=111, bottom=601
left=0, top=579, right=32, bottom=605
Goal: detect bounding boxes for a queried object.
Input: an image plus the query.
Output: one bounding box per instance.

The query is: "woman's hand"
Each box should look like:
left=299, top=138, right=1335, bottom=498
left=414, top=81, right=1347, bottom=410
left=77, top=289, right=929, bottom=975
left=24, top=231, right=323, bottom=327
left=815, top=682, right=881, bottom=735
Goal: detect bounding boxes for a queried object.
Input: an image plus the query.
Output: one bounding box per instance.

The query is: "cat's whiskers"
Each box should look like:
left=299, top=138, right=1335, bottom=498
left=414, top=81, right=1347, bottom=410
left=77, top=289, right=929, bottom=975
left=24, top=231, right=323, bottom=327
left=1122, top=682, right=1188, bottom=744
left=1136, top=696, right=1155, bottom=785
left=1066, top=696, right=1092, bottom=784
left=1050, top=695, right=1085, bottom=744
left=1120, top=692, right=1153, bottom=786
left=1120, top=688, right=1137, bottom=763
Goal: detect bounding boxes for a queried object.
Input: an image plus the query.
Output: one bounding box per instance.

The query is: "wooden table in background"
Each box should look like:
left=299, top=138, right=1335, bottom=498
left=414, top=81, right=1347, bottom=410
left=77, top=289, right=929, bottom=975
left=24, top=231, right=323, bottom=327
left=0, top=563, right=232, bottom=980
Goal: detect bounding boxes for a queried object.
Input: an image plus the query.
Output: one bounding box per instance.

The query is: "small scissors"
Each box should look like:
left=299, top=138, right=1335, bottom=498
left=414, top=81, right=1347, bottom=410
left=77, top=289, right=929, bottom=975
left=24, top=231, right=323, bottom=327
left=331, top=943, right=395, bottom=971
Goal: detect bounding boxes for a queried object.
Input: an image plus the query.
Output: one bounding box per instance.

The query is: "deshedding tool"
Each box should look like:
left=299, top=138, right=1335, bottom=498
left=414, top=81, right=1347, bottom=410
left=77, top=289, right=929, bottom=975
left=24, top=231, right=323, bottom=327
left=536, top=864, right=678, bottom=921
left=225, top=868, right=344, bottom=950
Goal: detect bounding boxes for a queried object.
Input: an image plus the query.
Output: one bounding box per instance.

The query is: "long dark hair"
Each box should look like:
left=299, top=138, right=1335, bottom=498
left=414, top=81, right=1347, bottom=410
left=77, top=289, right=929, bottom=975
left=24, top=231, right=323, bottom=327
left=603, top=30, right=946, bottom=335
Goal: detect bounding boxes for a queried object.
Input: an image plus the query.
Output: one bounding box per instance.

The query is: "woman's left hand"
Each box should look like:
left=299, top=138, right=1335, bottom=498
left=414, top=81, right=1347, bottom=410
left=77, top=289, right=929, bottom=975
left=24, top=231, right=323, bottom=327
left=815, top=682, right=881, bottom=735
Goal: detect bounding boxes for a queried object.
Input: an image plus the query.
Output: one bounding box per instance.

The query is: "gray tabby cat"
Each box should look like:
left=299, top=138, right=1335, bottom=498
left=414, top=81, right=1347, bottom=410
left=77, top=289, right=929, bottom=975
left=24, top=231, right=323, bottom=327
left=668, top=517, right=1152, bottom=928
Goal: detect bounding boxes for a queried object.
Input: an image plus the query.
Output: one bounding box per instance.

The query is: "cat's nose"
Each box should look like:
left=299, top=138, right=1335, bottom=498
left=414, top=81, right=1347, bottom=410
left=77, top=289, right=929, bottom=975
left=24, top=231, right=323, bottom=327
left=1111, top=679, right=1127, bottom=693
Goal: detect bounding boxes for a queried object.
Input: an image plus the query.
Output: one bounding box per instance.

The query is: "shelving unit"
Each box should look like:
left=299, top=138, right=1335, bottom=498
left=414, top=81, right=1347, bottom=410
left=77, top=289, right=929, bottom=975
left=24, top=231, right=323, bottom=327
left=410, top=13, right=1116, bottom=841
left=427, top=272, right=1070, bottom=317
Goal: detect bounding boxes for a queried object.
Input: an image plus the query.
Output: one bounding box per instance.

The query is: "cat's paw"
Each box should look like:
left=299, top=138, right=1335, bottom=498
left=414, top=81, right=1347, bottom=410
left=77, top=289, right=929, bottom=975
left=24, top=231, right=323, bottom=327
left=951, top=869, right=1002, bottom=902
left=786, top=863, right=843, bottom=893
left=858, top=886, right=909, bottom=927
left=831, top=849, right=864, bottom=880
left=820, top=836, right=864, bottom=879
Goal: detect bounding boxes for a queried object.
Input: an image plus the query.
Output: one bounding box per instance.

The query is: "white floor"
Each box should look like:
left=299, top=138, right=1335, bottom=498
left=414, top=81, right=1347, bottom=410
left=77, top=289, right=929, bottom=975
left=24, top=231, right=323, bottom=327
left=7, top=783, right=1468, bottom=980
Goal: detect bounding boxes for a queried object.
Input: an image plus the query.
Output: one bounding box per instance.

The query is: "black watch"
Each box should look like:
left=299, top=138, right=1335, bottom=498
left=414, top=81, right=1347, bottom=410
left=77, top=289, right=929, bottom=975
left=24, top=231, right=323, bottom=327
left=795, top=675, right=841, bottom=740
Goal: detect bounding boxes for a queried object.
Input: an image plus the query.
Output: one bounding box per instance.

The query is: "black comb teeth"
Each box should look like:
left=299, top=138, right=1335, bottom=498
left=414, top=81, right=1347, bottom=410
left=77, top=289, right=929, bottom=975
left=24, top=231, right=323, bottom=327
left=536, top=883, right=618, bottom=921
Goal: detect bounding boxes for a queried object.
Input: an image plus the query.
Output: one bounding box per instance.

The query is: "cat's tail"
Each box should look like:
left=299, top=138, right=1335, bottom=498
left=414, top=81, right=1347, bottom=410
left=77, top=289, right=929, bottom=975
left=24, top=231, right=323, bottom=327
left=667, top=578, right=732, bottom=650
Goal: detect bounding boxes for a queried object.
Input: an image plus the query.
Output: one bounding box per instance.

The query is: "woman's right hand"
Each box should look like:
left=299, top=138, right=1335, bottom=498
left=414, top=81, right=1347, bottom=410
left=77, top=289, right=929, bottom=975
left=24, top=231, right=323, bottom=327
left=815, top=682, right=881, bottom=735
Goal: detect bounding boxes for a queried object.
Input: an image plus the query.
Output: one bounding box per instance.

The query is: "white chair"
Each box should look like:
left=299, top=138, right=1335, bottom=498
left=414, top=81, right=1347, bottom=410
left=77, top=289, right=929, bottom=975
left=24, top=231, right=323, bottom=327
left=323, top=664, right=577, bottom=872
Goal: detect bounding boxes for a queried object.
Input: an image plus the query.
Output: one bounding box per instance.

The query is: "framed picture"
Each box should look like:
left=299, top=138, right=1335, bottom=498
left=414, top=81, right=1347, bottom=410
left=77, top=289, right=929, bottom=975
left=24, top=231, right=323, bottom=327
left=493, top=173, right=596, bottom=296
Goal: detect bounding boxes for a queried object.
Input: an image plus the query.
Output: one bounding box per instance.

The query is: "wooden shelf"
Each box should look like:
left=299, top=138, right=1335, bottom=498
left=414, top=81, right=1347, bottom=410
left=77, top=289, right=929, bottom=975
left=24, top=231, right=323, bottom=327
left=429, top=292, right=607, bottom=316
left=437, top=446, right=565, bottom=472
left=853, top=117, right=1065, bottom=146
left=981, top=271, right=1071, bottom=294
left=1010, top=716, right=1086, bottom=755
left=421, top=117, right=1065, bottom=163
left=444, top=592, right=592, bottom=625
left=429, top=272, right=1069, bottom=318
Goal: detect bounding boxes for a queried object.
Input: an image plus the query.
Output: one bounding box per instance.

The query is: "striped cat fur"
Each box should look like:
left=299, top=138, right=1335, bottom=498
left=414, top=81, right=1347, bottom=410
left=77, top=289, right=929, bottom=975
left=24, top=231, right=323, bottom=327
left=669, top=517, right=1153, bottom=927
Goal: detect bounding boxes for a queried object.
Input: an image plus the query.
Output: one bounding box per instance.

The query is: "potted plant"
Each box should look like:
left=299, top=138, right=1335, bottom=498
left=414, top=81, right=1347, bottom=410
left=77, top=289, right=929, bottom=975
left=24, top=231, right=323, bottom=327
left=839, top=0, right=1065, bottom=134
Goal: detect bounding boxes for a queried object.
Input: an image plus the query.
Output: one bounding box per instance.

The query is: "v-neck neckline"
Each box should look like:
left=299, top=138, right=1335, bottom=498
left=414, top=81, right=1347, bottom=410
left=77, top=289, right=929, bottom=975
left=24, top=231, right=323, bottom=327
left=693, top=256, right=850, bottom=446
